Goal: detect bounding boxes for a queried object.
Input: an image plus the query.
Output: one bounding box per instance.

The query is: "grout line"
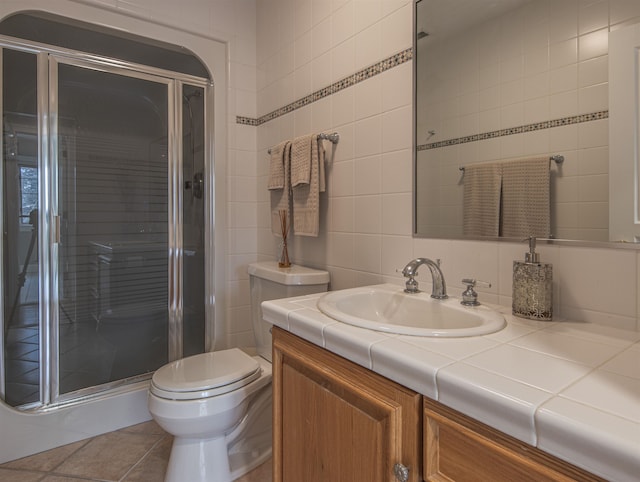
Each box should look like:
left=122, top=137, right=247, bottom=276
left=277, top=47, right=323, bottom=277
left=118, top=433, right=171, bottom=482
left=49, top=438, right=94, bottom=474
left=49, top=475, right=110, bottom=481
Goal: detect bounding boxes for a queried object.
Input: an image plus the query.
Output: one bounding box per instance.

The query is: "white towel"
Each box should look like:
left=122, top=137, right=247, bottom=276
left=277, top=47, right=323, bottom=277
left=292, top=136, right=325, bottom=236
left=500, top=157, right=550, bottom=238
left=269, top=141, right=292, bottom=236
left=463, top=162, right=502, bottom=236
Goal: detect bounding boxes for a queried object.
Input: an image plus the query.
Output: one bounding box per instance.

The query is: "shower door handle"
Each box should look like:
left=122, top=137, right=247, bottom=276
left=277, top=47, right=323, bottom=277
left=53, top=215, right=61, bottom=244
left=184, top=172, right=204, bottom=199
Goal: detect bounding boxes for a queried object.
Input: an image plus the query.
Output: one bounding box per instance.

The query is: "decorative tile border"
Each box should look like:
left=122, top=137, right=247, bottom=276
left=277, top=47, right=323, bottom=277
left=416, top=110, right=609, bottom=151
left=236, top=116, right=259, bottom=126
left=236, top=47, right=413, bottom=127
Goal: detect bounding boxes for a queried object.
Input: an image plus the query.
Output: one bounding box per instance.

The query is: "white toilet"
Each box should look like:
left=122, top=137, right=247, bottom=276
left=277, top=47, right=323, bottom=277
left=148, top=261, right=329, bottom=482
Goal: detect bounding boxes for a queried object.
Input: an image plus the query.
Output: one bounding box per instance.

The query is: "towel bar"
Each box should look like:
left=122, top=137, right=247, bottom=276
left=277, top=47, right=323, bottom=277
left=268, top=132, right=340, bottom=154
left=459, top=155, right=564, bottom=171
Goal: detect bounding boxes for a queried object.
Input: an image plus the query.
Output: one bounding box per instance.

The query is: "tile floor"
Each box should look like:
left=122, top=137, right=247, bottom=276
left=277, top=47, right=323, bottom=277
left=0, top=421, right=272, bottom=481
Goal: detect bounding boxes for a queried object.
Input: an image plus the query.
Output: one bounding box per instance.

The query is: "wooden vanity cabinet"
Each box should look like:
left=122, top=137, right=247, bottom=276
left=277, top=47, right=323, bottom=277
left=273, top=327, right=602, bottom=482
left=272, top=327, right=422, bottom=482
left=423, top=398, right=604, bottom=482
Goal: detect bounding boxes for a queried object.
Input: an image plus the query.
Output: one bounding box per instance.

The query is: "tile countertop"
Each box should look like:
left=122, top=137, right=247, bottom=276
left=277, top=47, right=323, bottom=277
left=261, top=285, right=640, bottom=482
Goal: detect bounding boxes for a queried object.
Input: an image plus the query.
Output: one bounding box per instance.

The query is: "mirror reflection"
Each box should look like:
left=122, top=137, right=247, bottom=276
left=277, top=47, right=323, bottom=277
left=414, top=0, right=640, bottom=243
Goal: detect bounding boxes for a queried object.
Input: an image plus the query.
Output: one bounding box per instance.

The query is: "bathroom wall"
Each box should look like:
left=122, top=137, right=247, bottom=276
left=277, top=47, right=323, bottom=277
left=248, top=0, right=640, bottom=336
left=233, top=0, right=416, bottom=346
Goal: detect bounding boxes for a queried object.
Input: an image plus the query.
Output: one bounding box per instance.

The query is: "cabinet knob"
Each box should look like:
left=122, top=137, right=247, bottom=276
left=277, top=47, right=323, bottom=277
left=393, top=463, right=409, bottom=482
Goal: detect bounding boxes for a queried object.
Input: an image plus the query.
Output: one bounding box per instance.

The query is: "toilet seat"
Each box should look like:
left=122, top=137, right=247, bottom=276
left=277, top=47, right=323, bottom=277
left=150, top=348, right=262, bottom=401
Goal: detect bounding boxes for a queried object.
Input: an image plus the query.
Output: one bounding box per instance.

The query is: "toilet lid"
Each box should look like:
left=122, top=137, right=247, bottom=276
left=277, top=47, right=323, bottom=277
left=150, top=348, right=262, bottom=401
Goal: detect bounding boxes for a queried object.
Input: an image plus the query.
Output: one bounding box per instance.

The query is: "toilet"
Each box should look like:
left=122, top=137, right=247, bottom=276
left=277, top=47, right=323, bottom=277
left=148, top=261, right=329, bottom=482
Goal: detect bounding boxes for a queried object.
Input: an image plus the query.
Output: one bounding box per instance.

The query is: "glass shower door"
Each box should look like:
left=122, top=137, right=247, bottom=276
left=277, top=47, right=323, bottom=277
left=2, top=48, right=41, bottom=406
left=2, top=41, right=208, bottom=408
left=181, top=84, right=205, bottom=358
left=55, top=61, right=171, bottom=395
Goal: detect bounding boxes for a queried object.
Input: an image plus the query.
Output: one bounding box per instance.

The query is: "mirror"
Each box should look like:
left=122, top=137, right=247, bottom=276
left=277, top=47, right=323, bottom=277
left=414, top=0, right=640, bottom=244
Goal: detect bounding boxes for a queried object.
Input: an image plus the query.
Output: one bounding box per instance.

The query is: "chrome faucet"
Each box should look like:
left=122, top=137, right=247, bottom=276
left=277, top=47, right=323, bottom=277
left=401, top=258, right=448, bottom=299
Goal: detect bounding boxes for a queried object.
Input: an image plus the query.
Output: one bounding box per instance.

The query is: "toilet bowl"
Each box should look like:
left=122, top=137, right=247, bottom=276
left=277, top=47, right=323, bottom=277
left=147, top=261, right=329, bottom=482
left=148, top=350, right=272, bottom=482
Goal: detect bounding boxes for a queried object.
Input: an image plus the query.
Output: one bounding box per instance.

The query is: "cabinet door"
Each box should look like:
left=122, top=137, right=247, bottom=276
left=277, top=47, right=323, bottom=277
left=273, top=327, right=422, bottom=482
left=424, top=398, right=604, bottom=482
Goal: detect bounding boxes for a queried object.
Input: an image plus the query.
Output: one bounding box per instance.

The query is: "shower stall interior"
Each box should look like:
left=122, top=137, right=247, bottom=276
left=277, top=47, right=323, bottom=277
left=0, top=12, right=212, bottom=409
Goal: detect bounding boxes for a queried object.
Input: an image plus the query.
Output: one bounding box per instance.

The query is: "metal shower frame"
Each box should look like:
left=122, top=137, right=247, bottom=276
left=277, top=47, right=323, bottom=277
left=0, top=34, right=216, bottom=409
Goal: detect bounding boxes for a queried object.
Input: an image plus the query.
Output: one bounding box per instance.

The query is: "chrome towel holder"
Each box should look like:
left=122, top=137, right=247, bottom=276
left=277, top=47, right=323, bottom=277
left=459, top=155, right=564, bottom=171
left=268, top=132, right=340, bottom=154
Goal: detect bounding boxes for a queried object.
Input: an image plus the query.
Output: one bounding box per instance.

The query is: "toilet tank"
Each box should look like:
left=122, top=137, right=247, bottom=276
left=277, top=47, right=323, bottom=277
left=248, top=261, right=329, bottom=362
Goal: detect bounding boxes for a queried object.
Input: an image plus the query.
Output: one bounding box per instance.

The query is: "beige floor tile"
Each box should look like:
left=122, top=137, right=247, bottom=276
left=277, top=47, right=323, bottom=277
left=1, top=423, right=271, bottom=482
left=236, top=458, right=272, bottom=482
left=0, top=467, right=46, bottom=481
left=122, top=435, right=172, bottom=482
left=1, top=440, right=88, bottom=472
left=53, top=431, right=163, bottom=481
left=41, top=476, right=95, bottom=482
left=118, top=420, right=166, bottom=437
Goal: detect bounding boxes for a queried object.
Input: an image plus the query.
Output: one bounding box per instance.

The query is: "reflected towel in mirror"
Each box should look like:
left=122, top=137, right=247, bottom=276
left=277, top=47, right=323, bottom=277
left=501, top=157, right=550, bottom=238
left=463, top=163, right=502, bottom=236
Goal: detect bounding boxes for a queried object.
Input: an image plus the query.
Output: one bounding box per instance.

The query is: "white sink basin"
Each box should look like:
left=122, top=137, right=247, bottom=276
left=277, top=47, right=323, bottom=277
left=317, top=284, right=506, bottom=337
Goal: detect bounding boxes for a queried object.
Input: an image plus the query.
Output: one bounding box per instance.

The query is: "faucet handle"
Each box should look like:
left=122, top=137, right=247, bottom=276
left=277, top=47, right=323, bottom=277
left=396, top=268, right=420, bottom=293
left=404, top=275, right=420, bottom=293
left=460, top=279, right=491, bottom=306
left=461, top=278, right=491, bottom=288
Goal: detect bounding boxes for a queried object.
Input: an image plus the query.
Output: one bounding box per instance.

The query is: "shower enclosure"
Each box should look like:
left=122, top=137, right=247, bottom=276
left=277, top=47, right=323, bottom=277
left=0, top=13, right=212, bottom=409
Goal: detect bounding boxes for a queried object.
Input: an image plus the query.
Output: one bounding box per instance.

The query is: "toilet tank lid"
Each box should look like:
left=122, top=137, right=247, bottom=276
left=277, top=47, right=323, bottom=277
left=248, top=261, right=329, bottom=285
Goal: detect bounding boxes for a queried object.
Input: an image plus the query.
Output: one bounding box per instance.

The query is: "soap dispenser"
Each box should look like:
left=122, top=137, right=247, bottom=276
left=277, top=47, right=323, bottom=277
left=512, top=237, right=553, bottom=320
